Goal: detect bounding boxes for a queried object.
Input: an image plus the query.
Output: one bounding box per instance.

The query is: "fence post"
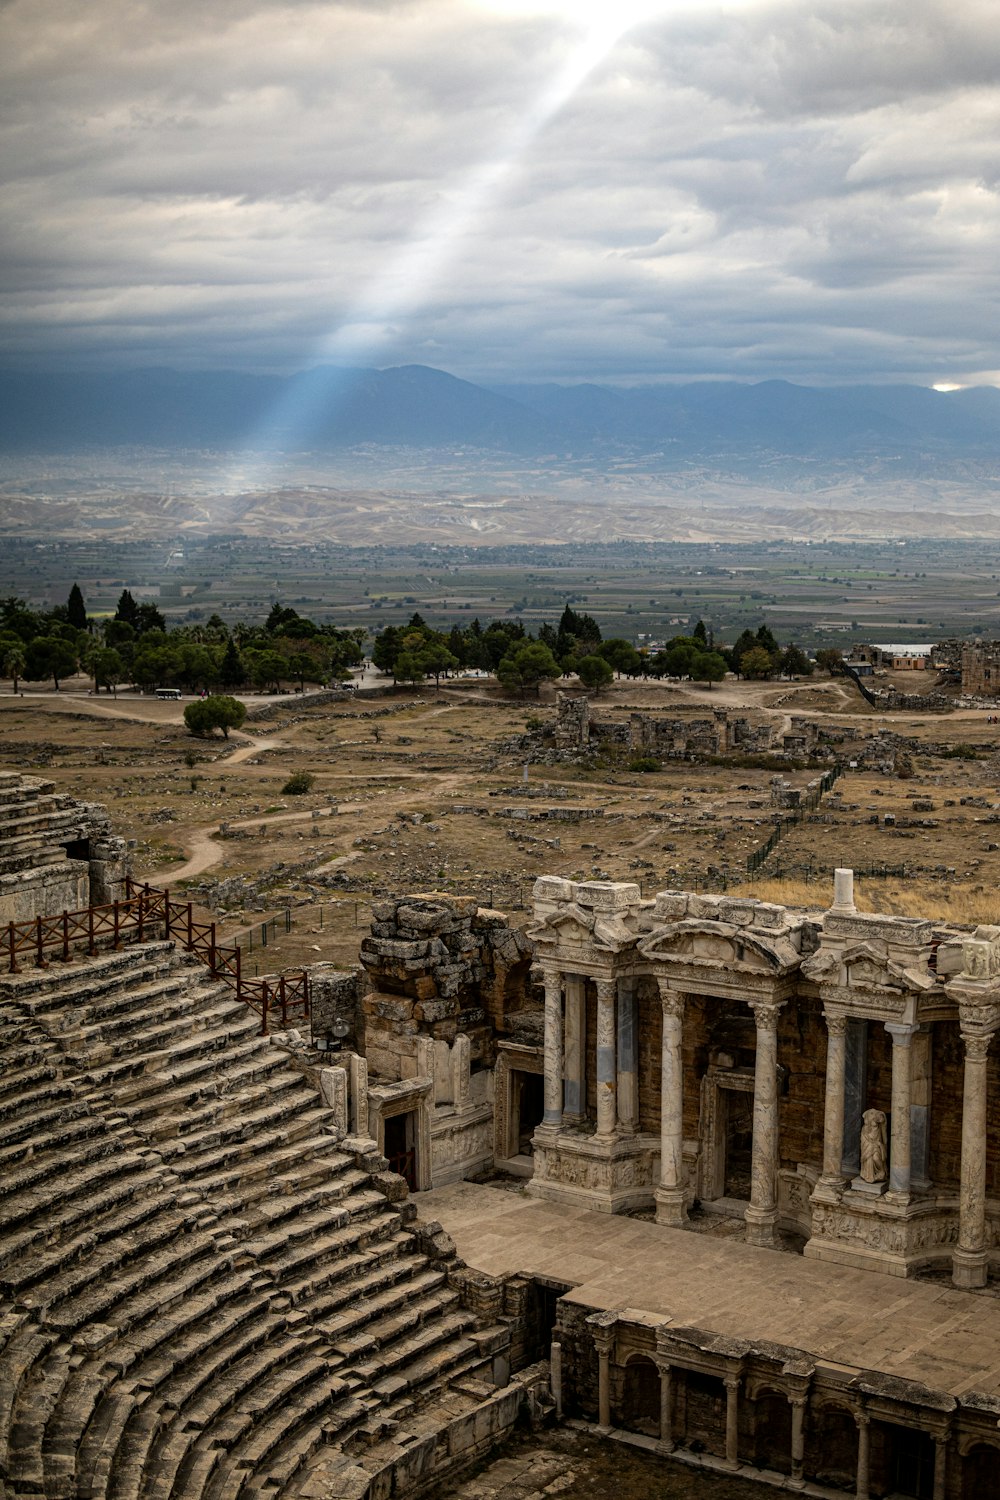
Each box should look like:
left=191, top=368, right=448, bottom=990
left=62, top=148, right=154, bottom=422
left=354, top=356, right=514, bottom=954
left=113, top=900, right=121, bottom=949
left=260, top=983, right=269, bottom=1036
left=234, top=943, right=241, bottom=1000
left=280, top=974, right=288, bottom=1026
left=7, top=922, right=17, bottom=974
left=35, top=916, right=46, bottom=969
left=209, top=923, right=216, bottom=975
left=164, top=889, right=172, bottom=940
left=62, top=910, right=70, bottom=962
left=187, top=903, right=193, bottom=953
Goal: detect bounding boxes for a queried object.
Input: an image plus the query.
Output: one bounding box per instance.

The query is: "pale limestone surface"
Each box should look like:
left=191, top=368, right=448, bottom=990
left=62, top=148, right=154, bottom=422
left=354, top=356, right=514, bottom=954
left=420, top=1181, right=1000, bottom=1399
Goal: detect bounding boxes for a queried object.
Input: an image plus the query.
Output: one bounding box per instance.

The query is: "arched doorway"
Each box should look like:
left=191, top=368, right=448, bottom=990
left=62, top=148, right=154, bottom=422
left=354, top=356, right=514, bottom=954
left=803, top=1404, right=856, bottom=1493
left=962, top=1442, right=1000, bottom=1499
left=752, top=1390, right=792, bottom=1475
left=619, top=1355, right=659, bottom=1437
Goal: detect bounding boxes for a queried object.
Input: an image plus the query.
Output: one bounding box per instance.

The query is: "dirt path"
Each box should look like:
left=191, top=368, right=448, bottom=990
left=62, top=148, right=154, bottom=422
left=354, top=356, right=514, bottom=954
left=157, top=770, right=468, bottom=887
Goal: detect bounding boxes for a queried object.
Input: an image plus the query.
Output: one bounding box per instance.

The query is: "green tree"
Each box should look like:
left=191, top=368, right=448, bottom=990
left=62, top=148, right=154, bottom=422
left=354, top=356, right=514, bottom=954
left=115, top=589, right=140, bottom=630
left=25, top=636, right=77, bottom=690
left=740, top=645, right=775, bottom=680
left=779, top=644, right=813, bottom=679
left=815, top=648, right=844, bottom=676
left=394, top=649, right=427, bottom=686
left=418, top=640, right=459, bottom=688
left=92, top=647, right=124, bottom=696
left=67, top=583, right=87, bottom=631
left=1, top=639, right=25, bottom=692
left=598, top=639, right=642, bottom=677
left=496, top=641, right=560, bottom=697
left=183, top=695, right=247, bottom=739
left=691, top=649, right=727, bottom=688
left=219, top=638, right=245, bottom=690
left=692, top=618, right=708, bottom=644
left=576, top=654, right=614, bottom=693
left=286, top=651, right=326, bottom=692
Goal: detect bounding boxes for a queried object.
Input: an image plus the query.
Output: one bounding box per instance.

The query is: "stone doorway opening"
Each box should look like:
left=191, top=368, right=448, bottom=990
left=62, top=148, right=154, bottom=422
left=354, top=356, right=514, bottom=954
left=724, top=1087, right=754, bottom=1201
left=384, top=1110, right=418, bottom=1191
left=516, top=1073, right=544, bottom=1156
left=874, top=1422, right=934, bottom=1499
left=699, top=1065, right=755, bottom=1211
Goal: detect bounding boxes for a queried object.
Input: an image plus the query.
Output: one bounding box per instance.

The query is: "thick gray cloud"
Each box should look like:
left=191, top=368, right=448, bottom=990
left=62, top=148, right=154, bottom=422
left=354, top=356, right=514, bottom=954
left=1, top=0, right=998, bottom=385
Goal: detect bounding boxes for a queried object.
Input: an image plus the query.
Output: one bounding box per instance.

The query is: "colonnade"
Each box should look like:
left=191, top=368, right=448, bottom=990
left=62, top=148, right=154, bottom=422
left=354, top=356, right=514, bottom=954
left=579, top=1324, right=951, bottom=1499
left=818, top=1009, right=995, bottom=1287
left=541, top=965, right=786, bottom=1247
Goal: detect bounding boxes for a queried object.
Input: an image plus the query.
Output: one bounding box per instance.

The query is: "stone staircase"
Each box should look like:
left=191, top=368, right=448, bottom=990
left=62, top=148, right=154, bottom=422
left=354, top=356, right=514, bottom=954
left=0, top=940, right=510, bottom=1500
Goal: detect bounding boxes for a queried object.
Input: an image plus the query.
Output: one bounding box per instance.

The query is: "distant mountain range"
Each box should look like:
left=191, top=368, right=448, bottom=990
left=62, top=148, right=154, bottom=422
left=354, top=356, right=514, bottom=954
left=1, top=363, right=999, bottom=470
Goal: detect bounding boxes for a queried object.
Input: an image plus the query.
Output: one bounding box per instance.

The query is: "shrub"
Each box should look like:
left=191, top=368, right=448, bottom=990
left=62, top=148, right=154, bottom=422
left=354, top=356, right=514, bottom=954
left=628, top=755, right=661, bottom=773
left=282, top=771, right=315, bottom=795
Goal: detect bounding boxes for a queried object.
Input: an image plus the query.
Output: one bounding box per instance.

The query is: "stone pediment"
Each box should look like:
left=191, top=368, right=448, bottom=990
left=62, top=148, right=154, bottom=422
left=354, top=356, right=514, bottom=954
left=637, top=919, right=800, bottom=975
left=801, top=940, right=935, bottom=995
left=528, top=902, right=638, bottom=954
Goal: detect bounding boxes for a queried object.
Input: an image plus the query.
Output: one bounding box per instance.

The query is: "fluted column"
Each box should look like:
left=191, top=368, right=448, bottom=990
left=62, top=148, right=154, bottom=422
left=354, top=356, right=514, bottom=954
left=933, top=1432, right=947, bottom=1500
left=953, top=1031, right=992, bottom=1288
left=745, top=1000, right=782, bottom=1248
left=595, top=978, right=617, bottom=1139
left=588, top=1314, right=617, bottom=1430
left=616, top=977, right=637, bottom=1135
left=819, top=1011, right=848, bottom=1191
left=562, top=974, right=586, bottom=1123
left=655, top=981, right=687, bottom=1227
left=541, top=967, right=564, bottom=1130
left=885, top=1021, right=917, bottom=1199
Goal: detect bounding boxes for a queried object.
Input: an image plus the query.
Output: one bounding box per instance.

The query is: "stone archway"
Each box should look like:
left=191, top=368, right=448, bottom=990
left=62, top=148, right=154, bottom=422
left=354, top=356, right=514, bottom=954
left=803, top=1403, right=857, bottom=1493
left=751, top=1389, right=792, bottom=1475
left=618, top=1354, right=659, bottom=1437
left=962, top=1442, right=1000, bottom=1499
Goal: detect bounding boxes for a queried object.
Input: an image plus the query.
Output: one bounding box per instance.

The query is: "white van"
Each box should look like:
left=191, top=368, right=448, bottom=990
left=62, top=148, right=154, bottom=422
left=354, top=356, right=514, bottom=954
left=155, top=688, right=182, bottom=700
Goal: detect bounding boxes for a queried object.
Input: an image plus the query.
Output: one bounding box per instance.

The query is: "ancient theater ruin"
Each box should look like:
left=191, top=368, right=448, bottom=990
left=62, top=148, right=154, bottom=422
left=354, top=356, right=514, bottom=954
left=5, top=769, right=1000, bottom=1498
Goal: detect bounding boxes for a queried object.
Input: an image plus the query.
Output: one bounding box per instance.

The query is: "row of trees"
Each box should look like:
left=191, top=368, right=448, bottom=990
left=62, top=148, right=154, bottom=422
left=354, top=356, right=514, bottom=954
left=0, top=590, right=365, bottom=694
left=0, top=586, right=820, bottom=698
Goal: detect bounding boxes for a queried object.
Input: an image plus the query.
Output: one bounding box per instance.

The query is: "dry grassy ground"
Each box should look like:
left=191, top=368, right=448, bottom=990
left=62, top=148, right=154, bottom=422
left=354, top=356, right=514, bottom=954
left=4, top=668, right=999, bottom=973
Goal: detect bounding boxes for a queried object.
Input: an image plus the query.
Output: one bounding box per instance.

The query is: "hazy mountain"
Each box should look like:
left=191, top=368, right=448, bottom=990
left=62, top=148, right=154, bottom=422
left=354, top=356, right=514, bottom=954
left=1, top=364, right=998, bottom=467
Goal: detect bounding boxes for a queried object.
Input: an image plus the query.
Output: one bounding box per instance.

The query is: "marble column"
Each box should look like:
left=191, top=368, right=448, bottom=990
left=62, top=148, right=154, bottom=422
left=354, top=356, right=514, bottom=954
left=562, top=974, right=586, bottom=1123
left=657, top=1362, right=674, bottom=1451
left=819, top=1011, right=848, bottom=1191
left=855, top=1411, right=870, bottom=1500
left=550, top=1340, right=563, bottom=1420
left=616, top=977, right=638, bottom=1135
left=542, top=967, right=564, bottom=1130
left=745, top=1000, right=782, bottom=1248
left=655, top=981, right=687, bottom=1227
left=842, top=1018, right=869, bottom=1177
left=885, top=1021, right=917, bottom=1199
left=788, top=1396, right=806, bottom=1489
left=723, top=1373, right=740, bottom=1468
left=953, top=1031, right=992, bottom=1288
left=595, top=978, right=617, bottom=1139
left=589, top=1320, right=616, bottom=1430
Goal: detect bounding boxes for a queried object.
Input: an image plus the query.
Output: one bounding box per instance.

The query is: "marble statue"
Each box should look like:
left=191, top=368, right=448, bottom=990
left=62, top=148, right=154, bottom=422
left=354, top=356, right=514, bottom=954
left=860, top=1109, right=888, bottom=1184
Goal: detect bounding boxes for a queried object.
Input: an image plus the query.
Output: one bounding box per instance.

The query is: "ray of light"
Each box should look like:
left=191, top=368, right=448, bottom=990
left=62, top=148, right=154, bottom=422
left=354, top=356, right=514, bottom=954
left=230, top=0, right=761, bottom=487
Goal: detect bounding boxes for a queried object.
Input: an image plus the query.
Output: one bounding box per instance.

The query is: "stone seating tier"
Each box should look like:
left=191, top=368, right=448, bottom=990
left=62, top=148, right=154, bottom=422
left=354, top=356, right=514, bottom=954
left=0, top=939, right=494, bottom=1500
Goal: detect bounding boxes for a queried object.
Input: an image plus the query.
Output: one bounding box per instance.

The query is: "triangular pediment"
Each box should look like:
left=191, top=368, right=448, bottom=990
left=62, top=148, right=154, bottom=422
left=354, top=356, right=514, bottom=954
left=638, top=919, right=799, bottom=974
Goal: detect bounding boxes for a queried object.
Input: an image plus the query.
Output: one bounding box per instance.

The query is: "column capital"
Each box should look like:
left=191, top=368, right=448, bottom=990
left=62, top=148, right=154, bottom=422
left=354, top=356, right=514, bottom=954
left=823, top=1010, right=849, bottom=1037
left=660, top=987, right=685, bottom=1020
left=885, top=1020, right=918, bottom=1044
left=749, top=999, right=783, bottom=1031
left=541, top=963, right=562, bottom=986
left=853, top=1408, right=870, bottom=1430
left=595, top=977, right=616, bottom=1001
left=961, top=1032, right=992, bottom=1062
left=723, top=1373, right=741, bottom=1393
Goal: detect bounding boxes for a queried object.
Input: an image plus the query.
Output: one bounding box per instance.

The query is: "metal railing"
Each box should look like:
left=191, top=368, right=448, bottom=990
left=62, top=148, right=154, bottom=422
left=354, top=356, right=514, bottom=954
left=2, top=880, right=309, bottom=1034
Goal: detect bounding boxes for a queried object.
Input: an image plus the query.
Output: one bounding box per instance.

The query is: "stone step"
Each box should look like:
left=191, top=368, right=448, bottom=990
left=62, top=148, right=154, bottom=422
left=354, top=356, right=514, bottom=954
left=288, top=1232, right=417, bottom=1317
left=106, top=1305, right=295, bottom=1500
left=173, top=1133, right=351, bottom=1201
left=350, top=1308, right=476, bottom=1386
left=2, top=941, right=177, bottom=1004
left=315, top=1264, right=447, bottom=1342
left=2, top=1190, right=178, bottom=1300
left=0, top=1072, right=79, bottom=1123
left=63, top=995, right=258, bottom=1069
left=115, top=1065, right=304, bottom=1134
left=0, top=1092, right=101, bottom=1150
left=0, top=1325, right=58, bottom=1477
left=0, top=1130, right=123, bottom=1203
left=54, top=973, right=229, bottom=1045
left=13, top=1208, right=190, bottom=1317
left=0, top=1163, right=165, bottom=1267
left=156, top=1102, right=332, bottom=1171
left=0, top=1107, right=112, bottom=1172
left=0, top=1057, right=60, bottom=1108
left=194, top=1358, right=347, bottom=1500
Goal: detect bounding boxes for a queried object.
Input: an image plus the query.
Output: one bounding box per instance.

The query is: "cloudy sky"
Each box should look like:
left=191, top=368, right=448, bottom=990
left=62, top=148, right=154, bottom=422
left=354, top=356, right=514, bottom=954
left=2, top=0, right=999, bottom=387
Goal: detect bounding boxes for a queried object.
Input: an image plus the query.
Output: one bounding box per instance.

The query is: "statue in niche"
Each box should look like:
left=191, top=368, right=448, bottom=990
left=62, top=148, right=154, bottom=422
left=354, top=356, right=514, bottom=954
left=860, top=1109, right=888, bottom=1183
